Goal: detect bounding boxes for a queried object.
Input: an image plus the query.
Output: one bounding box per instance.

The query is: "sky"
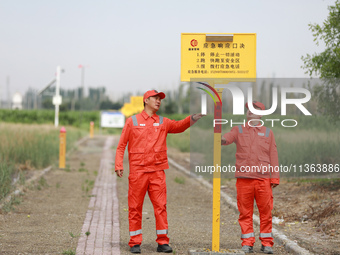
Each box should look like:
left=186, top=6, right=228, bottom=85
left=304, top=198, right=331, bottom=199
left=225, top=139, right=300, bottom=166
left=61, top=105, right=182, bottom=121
left=0, top=0, right=336, bottom=101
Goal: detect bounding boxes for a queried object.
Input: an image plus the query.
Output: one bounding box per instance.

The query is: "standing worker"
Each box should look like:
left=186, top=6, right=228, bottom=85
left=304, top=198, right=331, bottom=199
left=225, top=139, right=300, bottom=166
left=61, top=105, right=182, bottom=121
left=221, top=101, right=279, bottom=254
left=115, top=90, right=203, bottom=254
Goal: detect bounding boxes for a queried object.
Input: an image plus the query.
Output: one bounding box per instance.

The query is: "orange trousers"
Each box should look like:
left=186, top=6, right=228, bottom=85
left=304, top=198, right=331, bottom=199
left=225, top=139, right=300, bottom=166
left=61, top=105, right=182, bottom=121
left=236, top=178, right=274, bottom=247
left=128, top=170, right=169, bottom=247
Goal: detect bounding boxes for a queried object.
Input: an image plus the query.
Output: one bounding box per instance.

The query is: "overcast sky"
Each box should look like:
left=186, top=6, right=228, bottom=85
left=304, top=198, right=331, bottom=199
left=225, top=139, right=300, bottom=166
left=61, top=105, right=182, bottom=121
left=0, top=0, right=335, bottom=101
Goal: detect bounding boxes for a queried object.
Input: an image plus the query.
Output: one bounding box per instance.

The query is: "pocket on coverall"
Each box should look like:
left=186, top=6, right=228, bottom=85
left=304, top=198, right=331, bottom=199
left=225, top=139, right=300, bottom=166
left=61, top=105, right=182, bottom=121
left=154, top=146, right=167, bottom=164
left=129, top=148, right=145, bottom=166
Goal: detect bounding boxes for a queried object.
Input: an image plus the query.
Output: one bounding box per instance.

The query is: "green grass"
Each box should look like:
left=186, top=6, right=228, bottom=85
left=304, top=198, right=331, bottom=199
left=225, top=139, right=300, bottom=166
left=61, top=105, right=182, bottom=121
left=82, top=179, right=95, bottom=194
left=0, top=109, right=100, bottom=128
left=1, top=195, right=22, bottom=213
left=0, top=162, right=13, bottom=201
left=69, top=232, right=80, bottom=238
left=62, top=249, right=75, bottom=255
left=78, top=168, right=88, bottom=172
left=0, top=123, right=85, bottom=202
left=174, top=176, right=186, bottom=184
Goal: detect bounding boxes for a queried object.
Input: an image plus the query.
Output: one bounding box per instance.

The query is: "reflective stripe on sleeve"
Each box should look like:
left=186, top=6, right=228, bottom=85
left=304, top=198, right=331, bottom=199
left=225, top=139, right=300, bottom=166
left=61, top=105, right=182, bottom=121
left=130, top=229, right=142, bottom=236
left=156, top=229, right=168, bottom=235
left=259, top=232, right=273, bottom=238
left=131, top=115, right=138, bottom=126
left=265, top=127, right=270, bottom=137
left=238, top=125, right=243, bottom=134
left=241, top=232, right=255, bottom=239
left=159, top=116, right=163, bottom=125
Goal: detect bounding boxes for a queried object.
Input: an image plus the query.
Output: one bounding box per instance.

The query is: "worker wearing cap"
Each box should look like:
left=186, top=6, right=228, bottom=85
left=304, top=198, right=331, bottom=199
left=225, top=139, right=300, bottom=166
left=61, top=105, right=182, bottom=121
left=115, top=90, right=203, bottom=254
left=221, top=100, right=279, bottom=254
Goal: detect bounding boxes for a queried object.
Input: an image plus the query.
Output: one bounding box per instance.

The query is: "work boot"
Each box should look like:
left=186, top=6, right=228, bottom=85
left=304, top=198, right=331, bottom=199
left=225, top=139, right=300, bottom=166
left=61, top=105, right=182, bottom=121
left=130, top=244, right=141, bottom=254
left=261, top=245, right=274, bottom=254
left=241, top=245, right=254, bottom=253
left=157, top=244, right=173, bottom=253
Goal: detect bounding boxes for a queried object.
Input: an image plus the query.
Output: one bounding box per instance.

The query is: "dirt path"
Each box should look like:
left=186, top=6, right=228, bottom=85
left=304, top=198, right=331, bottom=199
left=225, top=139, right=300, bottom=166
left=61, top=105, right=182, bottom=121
left=0, top=136, right=107, bottom=254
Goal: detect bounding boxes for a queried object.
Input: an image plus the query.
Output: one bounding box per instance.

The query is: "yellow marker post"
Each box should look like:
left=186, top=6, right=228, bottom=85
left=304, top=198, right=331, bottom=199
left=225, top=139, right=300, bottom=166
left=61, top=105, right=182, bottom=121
left=90, top=121, right=94, bottom=138
left=59, top=126, right=66, bottom=169
left=212, top=86, right=223, bottom=251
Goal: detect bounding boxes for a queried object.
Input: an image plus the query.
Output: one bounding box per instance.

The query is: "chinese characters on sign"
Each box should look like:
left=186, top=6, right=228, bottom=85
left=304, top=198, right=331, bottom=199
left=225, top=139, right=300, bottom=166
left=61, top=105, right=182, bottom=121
left=181, top=33, right=256, bottom=81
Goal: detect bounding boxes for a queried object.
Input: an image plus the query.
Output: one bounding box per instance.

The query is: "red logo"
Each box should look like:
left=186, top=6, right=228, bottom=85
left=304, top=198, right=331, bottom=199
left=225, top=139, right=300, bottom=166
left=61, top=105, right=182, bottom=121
left=190, top=39, right=198, bottom=47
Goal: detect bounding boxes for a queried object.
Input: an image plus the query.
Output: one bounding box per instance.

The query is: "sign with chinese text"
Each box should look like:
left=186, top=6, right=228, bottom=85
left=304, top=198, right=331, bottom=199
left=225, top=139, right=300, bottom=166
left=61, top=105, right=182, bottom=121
left=100, top=111, right=125, bottom=128
left=181, top=33, right=256, bottom=81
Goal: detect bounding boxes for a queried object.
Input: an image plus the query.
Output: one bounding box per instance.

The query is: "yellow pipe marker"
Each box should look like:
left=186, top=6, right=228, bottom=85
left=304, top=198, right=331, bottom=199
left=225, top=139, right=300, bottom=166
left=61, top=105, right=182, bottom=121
left=59, top=126, right=66, bottom=169
left=212, top=87, right=224, bottom=251
left=90, top=121, right=94, bottom=138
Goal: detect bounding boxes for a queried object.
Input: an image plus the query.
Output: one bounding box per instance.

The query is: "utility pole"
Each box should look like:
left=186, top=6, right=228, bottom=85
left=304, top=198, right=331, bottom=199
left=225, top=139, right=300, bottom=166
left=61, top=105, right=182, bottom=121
left=54, top=65, right=62, bottom=127
left=78, top=64, right=86, bottom=125
left=7, top=76, right=10, bottom=109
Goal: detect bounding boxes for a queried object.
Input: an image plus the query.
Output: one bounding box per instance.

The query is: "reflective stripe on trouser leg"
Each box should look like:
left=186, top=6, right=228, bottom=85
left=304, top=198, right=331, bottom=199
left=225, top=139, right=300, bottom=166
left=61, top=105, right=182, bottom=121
left=236, top=178, right=256, bottom=246
left=241, top=232, right=255, bottom=239
left=259, top=232, right=273, bottom=238
left=148, top=171, right=169, bottom=245
left=128, top=172, right=149, bottom=247
left=130, top=229, right=142, bottom=236
left=254, top=179, right=274, bottom=247
left=156, top=229, right=168, bottom=235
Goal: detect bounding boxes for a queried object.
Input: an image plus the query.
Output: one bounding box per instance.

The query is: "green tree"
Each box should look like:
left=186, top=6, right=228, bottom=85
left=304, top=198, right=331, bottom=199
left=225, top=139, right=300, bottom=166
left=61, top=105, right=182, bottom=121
left=302, top=0, right=340, bottom=121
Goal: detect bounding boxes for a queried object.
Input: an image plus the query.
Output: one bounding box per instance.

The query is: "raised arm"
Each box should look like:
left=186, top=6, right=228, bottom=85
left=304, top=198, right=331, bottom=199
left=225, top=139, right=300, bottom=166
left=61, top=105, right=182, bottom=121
left=167, top=114, right=203, bottom=133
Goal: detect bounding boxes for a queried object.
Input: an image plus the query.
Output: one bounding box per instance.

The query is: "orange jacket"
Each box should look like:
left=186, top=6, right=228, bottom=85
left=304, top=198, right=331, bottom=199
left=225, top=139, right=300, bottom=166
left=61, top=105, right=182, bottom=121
left=115, top=110, right=192, bottom=173
left=223, top=123, right=279, bottom=184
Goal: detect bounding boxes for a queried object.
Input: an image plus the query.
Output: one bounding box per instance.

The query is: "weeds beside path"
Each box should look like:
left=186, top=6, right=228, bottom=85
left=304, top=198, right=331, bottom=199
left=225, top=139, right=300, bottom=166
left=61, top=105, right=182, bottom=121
left=0, top=135, right=107, bottom=254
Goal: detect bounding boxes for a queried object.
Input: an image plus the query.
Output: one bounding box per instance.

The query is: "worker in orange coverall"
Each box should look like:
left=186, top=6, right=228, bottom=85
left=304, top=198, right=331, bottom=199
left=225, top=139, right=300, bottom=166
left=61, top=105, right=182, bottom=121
left=115, top=90, right=203, bottom=254
left=221, top=101, right=279, bottom=254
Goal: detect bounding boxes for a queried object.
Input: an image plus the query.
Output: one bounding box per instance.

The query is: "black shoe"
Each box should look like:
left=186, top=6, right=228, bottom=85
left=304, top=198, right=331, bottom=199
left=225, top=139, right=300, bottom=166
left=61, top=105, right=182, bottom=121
left=261, top=245, right=273, bottom=254
left=241, top=245, right=254, bottom=253
left=157, top=244, right=173, bottom=253
left=130, top=244, right=141, bottom=254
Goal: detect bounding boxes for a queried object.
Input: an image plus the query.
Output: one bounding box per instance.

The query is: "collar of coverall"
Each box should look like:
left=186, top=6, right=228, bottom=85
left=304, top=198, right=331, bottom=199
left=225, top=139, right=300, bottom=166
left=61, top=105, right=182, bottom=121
left=141, top=110, right=158, bottom=121
left=245, top=121, right=263, bottom=130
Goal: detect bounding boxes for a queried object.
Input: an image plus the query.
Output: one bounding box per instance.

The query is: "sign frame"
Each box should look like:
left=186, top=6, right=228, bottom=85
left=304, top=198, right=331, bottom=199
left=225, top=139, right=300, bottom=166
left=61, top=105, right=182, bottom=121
left=181, top=33, right=256, bottom=82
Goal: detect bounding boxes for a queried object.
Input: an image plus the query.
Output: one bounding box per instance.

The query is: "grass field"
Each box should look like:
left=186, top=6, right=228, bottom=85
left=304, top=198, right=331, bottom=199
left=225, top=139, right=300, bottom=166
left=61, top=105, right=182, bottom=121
left=166, top=114, right=340, bottom=179
left=0, top=123, right=84, bottom=201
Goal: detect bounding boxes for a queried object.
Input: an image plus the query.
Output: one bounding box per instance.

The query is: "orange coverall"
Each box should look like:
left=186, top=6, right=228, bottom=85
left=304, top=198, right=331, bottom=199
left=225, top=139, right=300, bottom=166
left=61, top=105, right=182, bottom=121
left=223, top=123, right=279, bottom=247
left=115, top=110, right=193, bottom=247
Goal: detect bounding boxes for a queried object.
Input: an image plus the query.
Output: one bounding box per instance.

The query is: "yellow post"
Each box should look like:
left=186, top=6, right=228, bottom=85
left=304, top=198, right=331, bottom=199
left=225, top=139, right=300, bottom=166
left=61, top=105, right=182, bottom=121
left=212, top=86, right=223, bottom=252
left=90, top=121, right=94, bottom=138
left=59, top=126, right=66, bottom=169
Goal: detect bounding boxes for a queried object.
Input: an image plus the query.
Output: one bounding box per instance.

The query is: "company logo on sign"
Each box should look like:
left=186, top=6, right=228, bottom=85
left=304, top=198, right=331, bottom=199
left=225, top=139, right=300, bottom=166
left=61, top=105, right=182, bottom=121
left=196, top=82, right=222, bottom=106
left=190, top=39, right=198, bottom=47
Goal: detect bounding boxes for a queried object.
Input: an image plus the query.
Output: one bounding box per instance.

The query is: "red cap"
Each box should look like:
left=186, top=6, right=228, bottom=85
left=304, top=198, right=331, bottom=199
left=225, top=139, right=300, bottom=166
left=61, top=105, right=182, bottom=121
left=245, top=100, right=265, bottom=111
left=143, top=90, right=166, bottom=102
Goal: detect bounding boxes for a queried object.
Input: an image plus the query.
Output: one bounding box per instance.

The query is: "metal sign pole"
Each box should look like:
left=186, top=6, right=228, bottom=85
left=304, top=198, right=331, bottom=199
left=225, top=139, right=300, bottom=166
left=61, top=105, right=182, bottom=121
left=55, top=65, right=61, bottom=127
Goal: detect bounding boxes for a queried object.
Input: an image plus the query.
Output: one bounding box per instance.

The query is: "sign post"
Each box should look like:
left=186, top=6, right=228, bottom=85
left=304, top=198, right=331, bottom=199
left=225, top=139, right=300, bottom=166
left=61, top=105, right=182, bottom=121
left=53, top=65, right=62, bottom=127
left=90, top=121, right=94, bottom=138
left=59, top=126, right=66, bottom=169
left=181, top=33, right=256, bottom=252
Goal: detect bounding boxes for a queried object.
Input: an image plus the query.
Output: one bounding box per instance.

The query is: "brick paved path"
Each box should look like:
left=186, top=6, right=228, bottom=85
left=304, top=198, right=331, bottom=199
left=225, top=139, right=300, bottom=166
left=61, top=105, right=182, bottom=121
left=76, top=136, right=120, bottom=255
